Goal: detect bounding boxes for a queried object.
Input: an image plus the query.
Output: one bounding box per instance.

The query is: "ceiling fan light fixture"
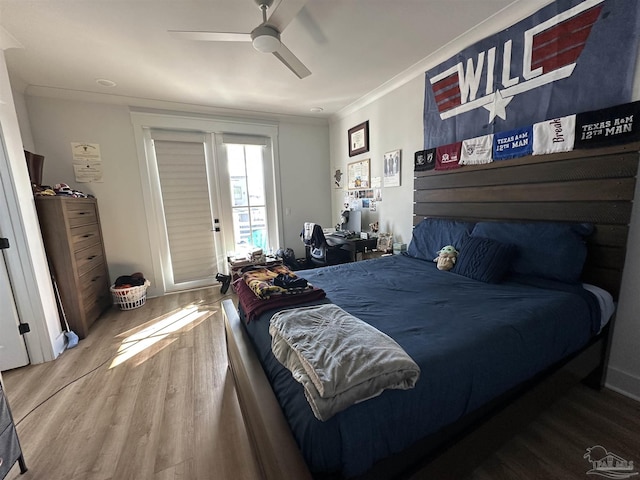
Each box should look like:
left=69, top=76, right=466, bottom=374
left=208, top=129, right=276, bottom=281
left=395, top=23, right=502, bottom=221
left=251, top=25, right=281, bottom=53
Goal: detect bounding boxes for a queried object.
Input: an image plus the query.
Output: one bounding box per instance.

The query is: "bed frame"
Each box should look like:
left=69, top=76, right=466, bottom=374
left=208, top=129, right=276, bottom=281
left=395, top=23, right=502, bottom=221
left=222, top=141, right=640, bottom=480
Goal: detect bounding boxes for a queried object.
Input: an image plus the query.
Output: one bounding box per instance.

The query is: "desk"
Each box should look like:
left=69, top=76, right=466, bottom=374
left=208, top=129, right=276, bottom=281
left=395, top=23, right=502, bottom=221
left=325, top=235, right=378, bottom=262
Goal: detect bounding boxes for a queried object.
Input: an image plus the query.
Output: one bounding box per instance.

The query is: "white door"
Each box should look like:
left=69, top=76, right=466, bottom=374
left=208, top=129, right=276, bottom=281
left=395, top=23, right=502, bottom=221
left=151, top=133, right=223, bottom=292
left=0, top=241, right=30, bottom=371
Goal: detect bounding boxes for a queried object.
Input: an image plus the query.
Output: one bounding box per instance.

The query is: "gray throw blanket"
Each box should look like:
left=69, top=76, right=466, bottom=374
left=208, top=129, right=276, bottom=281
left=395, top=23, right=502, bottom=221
left=269, top=304, right=420, bottom=421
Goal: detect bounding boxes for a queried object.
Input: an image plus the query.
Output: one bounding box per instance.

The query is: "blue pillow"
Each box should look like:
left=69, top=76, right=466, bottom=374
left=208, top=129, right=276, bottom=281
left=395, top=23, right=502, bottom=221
left=471, top=221, right=593, bottom=283
left=452, top=236, right=515, bottom=283
left=407, top=218, right=475, bottom=261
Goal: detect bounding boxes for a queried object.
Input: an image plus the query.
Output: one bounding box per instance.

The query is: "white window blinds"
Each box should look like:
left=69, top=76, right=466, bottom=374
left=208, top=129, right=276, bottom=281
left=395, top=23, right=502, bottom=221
left=152, top=136, right=217, bottom=285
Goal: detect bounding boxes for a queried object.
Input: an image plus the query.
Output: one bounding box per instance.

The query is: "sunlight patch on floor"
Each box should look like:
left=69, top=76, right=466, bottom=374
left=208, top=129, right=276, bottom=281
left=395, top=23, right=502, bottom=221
left=110, top=306, right=211, bottom=369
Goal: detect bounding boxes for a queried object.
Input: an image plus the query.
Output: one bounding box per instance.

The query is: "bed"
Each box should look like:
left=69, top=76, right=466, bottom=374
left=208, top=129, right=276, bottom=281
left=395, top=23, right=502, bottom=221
left=222, top=142, right=639, bottom=479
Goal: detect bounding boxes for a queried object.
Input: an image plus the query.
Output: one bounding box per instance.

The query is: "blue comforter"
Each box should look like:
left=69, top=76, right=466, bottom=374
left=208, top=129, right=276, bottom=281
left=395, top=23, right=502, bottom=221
left=243, top=254, right=599, bottom=477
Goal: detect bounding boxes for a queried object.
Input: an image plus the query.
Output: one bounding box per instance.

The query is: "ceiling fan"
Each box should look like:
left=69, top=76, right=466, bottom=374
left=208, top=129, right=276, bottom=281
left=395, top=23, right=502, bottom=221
left=169, top=0, right=311, bottom=79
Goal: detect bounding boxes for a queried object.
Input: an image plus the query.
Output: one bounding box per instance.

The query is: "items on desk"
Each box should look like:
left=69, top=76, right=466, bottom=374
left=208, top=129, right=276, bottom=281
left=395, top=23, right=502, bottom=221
left=393, top=243, right=407, bottom=255
left=377, top=233, right=393, bottom=253
left=330, top=230, right=357, bottom=239
left=340, top=209, right=362, bottom=234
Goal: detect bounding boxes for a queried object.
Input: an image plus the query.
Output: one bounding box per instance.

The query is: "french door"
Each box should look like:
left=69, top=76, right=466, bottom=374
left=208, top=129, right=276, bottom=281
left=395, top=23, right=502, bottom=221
left=149, top=131, right=223, bottom=292
left=132, top=112, right=282, bottom=294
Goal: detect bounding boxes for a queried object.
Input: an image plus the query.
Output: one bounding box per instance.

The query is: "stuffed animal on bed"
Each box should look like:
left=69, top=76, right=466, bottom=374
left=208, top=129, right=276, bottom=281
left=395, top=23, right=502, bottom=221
left=433, top=245, right=459, bottom=271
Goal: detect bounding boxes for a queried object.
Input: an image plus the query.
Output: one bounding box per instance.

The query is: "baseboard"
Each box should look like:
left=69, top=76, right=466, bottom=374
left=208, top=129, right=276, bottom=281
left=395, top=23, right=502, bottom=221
left=605, top=366, right=640, bottom=402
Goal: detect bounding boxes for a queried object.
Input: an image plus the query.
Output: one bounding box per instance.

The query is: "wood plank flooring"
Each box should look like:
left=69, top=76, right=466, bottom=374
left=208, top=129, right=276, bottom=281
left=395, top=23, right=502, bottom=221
left=3, top=287, right=640, bottom=480
left=3, top=288, right=260, bottom=480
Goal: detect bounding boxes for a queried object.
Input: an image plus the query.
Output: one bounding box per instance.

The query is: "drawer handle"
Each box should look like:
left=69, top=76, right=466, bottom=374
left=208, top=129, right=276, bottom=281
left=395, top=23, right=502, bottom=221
left=82, top=234, right=93, bottom=238
left=87, top=255, right=97, bottom=260
left=91, top=276, right=102, bottom=282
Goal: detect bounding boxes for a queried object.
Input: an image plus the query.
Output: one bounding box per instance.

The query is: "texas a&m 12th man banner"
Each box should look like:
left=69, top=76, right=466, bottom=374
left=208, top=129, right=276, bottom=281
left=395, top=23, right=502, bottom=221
left=423, top=0, right=640, bottom=150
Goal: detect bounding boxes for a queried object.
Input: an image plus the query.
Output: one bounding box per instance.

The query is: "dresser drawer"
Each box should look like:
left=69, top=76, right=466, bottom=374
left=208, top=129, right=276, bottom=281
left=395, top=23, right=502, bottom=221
left=80, top=264, right=110, bottom=299
left=75, top=243, right=105, bottom=278
left=0, top=424, right=22, bottom=479
left=66, top=202, right=98, bottom=228
left=84, top=291, right=112, bottom=325
left=70, top=223, right=101, bottom=252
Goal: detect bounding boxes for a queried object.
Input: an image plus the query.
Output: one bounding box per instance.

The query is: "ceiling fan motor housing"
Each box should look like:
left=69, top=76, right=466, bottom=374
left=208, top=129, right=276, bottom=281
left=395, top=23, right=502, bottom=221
left=251, top=25, right=281, bottom=53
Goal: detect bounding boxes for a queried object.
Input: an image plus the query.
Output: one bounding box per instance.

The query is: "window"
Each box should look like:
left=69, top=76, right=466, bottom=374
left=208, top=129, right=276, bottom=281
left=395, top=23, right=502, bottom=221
left=226, top=143, right=268, bottom=252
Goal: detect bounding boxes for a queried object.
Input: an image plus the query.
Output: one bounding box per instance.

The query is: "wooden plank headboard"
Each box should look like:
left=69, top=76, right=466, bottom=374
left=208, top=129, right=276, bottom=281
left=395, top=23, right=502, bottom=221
left=413, top=142, right=640, bottom=299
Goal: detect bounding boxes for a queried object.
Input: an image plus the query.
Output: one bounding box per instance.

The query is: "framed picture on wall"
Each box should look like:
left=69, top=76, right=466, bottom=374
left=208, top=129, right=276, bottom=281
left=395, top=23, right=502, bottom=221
left=383, top=149, right=401, bottom=187
left=347, top=158, right=370, bottom=190
left=348, top=121, right=369, bottom=157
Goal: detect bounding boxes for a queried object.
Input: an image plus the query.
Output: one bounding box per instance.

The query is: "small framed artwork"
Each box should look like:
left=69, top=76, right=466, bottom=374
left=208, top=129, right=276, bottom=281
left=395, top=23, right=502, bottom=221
left=348, top=121, right=369, bottom=157
left=383, top=149, right=401, bottom=187
left=377, top=233, right=393, bottom=253
left=332, top=166, right=343, bottom=189
left=347, top=158, right=370, bottom=190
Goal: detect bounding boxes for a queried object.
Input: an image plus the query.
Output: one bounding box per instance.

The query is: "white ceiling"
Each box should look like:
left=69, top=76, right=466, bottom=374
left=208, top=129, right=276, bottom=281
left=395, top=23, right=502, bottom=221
left=0, top=0, right=522, bottom=119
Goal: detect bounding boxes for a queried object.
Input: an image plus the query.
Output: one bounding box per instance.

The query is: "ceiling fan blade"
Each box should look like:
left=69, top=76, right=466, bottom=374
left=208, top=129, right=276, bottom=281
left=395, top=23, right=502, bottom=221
left=266, top=0, right=309, bottom=32
left=168, top=31, right=252, bottom=42
left=272, top=42, right=311, bottom=79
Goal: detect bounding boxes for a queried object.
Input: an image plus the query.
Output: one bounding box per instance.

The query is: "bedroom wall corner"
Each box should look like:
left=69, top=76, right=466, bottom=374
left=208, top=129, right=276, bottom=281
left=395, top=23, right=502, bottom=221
left=277, top=121, right=330, bottom=259
left=329, top=76, right=424, bottom=245
left=604, top=45, right=640, bottom=402
left=605, top=150, right=640, bottom=400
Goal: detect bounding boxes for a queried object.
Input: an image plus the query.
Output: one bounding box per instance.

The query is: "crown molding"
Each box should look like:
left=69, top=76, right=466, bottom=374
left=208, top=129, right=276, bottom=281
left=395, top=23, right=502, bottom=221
left=330, top=0, right=554, bottom=123
left=23, top=84, right=330, bottom=126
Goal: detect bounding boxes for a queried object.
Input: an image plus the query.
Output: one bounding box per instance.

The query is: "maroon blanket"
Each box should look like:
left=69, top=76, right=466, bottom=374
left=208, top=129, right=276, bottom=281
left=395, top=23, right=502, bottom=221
left=235, top=278, right=326, bottom=323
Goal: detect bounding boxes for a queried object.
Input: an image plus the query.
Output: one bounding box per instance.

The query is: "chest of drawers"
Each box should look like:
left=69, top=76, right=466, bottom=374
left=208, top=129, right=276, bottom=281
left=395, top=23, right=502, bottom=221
left=36, top=197, right=112, bottom=339
left=0, top=380, right=27, bottom=479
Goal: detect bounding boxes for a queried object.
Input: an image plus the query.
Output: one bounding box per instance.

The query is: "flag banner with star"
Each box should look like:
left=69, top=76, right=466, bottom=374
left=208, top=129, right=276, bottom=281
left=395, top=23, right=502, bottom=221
left=423, top=0, right=640, bottom=150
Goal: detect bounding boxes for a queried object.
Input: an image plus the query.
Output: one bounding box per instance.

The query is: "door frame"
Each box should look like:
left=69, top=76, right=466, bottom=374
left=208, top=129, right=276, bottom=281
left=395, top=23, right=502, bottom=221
left=0, top=124, right=61, bottom=364
left=131, top=111, right=283, bottom=295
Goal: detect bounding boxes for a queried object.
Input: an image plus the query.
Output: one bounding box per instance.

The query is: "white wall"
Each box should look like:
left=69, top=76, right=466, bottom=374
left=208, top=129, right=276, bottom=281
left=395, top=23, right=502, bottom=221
left=278, top=122, right=331, bottom=258
left=22, top=96, right=329, bottom=296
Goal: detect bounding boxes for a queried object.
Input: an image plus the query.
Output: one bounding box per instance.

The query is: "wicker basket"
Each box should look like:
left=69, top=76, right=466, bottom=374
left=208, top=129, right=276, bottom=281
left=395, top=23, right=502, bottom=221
left=110, top=280, right=150, bottom=310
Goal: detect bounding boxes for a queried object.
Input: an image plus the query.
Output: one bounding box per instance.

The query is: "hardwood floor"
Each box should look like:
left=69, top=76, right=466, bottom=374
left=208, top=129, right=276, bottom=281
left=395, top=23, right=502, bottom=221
left=3, top=288, right=639, bottom=480
left=3, top=288, right=260, bottom=480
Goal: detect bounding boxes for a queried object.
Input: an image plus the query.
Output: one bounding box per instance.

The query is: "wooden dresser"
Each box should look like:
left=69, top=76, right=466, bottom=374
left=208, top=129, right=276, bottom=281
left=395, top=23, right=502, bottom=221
left=35, top=197, right=112, bottom=339
left=0, top=376, right=27, bottom=478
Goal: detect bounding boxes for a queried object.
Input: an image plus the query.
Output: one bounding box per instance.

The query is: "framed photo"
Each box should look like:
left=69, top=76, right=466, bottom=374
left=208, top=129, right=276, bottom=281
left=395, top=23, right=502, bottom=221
left=348, top=121, right=369, bottom=157
left=377, top=233, right=393, bottom=253
left=347, top=159, right=370, bottom=190
left=383, top=149, right=401, bottom=187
